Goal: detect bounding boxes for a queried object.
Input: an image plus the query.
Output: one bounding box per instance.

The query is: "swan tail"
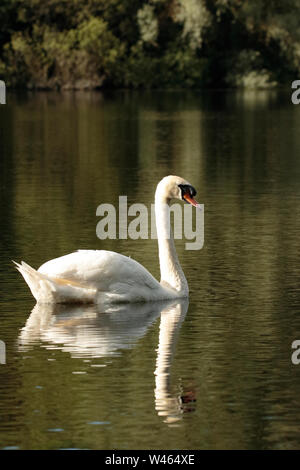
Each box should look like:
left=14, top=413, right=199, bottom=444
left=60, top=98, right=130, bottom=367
left=13, top=260, right=56, bottom=303
left=13, top=261, right=96, bottom=303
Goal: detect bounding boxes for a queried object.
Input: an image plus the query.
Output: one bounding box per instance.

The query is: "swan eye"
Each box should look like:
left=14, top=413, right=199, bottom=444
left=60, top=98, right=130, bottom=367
left=178, top=184, right=197, bottom=200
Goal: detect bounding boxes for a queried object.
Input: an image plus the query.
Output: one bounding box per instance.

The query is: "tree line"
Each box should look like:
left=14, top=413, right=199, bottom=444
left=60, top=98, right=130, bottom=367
left=0, top=0, right=299, bottom=89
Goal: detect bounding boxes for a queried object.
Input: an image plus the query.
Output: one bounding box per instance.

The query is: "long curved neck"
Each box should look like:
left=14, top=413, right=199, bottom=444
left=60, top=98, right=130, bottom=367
left=155, top=191, right=188, bottom=296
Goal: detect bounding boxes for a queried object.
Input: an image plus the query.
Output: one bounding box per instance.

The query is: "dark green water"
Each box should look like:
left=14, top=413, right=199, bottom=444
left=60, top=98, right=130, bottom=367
left=1, top=89, right=300, bottom=450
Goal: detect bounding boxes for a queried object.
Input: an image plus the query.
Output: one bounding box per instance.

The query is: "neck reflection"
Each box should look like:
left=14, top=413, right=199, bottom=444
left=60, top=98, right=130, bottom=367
left=154, top=298, right=189, bottom=425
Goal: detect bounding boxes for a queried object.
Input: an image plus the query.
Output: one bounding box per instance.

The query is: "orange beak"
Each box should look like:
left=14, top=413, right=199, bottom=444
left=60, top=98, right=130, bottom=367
left=183, top=193, right=200, bottom=208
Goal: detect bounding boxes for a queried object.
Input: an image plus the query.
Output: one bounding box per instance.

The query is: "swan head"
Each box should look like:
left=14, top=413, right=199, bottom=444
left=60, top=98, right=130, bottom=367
left=156, top=175, right=199, bottom=207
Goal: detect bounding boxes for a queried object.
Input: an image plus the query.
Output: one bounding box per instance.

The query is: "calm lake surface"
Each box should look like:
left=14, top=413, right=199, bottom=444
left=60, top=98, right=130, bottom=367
left=0, top=89, right=300, bottom=450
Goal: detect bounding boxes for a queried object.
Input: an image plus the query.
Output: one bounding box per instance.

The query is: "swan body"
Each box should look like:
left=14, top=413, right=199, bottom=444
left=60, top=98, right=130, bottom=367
left=15, top=250, right=172, bottom=304
left=15, top=175, right=199, bottom=304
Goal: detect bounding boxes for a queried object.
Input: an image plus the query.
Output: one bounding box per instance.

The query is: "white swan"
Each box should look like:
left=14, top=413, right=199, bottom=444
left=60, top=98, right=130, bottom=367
left=15, top=175, right=200, bottom=304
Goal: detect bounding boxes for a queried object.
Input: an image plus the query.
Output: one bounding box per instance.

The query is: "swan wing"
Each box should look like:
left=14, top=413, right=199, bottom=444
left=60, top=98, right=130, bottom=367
left=38, top=250, right=161, bottom=294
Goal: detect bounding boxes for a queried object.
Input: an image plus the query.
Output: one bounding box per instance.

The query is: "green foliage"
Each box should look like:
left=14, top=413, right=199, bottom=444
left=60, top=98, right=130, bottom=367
left=225, top=50, right=278, bottom=88
left=137, top=4, right=158, bottom=45
left=0, top=0, right=299, bottom=88
left=1, top=16, right=125, bottom=88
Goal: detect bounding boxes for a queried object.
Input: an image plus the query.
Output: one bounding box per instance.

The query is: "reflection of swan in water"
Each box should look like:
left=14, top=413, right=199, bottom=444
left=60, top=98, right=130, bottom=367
left=18, top=300, right=175, bottom=358
left=18, top=299, right=193, bottom=425
left=154, top=298, right=193, bottom=425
